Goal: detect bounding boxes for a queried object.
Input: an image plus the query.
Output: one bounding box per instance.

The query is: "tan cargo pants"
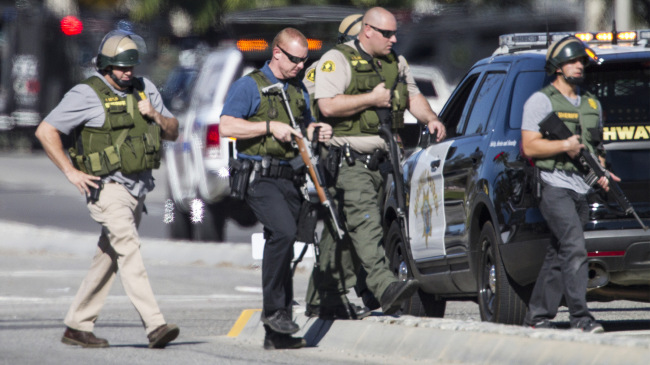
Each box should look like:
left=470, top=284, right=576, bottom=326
left=64, top=182, right=165, bottom=335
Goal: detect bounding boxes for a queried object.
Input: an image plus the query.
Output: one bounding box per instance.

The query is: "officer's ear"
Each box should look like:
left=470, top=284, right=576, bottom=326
left=272, top=47, right=282, bottom=62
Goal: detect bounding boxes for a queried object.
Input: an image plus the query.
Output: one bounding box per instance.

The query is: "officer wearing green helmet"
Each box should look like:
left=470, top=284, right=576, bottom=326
left=35, top=29, right=180, bottom=348
left=521, top=35, right=620, bottom=333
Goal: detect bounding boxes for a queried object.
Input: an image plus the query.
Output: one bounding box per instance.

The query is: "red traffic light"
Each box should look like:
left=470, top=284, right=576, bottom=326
left=61, top=15, right=83, bottom=36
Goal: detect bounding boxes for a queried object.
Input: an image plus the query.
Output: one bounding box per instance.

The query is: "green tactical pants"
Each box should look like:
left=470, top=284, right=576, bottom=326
left=306, top=161, right=396, bottom=307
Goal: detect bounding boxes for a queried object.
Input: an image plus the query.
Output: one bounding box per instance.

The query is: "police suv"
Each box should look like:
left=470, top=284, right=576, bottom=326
left=382, top=29, right=650, bottom=324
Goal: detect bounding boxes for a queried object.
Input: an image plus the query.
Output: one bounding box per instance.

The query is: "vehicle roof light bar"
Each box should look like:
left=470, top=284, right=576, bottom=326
left=498, top=29, right=648, bottom=52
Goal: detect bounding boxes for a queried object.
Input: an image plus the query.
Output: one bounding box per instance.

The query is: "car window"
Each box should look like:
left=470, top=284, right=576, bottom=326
left=508, top=71, right=547, bottom=129
left=586, top=60, right=650, bottom=183
left=440, top=73, right=479, bottom=138
left=415, top=78, right=438, bottom=97
left=193, top=53, right=233, bottom=110
left=585, top=61, right=650, bottom=125
left=459, top=72, right=506, bottom=136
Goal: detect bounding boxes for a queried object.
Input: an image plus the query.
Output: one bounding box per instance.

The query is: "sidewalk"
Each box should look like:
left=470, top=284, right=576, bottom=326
left=3, top=219, right=650, bottom=364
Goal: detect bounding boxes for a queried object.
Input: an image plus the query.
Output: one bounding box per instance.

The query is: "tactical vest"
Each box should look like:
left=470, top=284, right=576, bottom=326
left=236, top=70, right=306, bottom=159
left=534, top=84, right=602, bottom=172
left=68, top=76, right=162, bottom=176
left=325, top=43, right=409, bottom=136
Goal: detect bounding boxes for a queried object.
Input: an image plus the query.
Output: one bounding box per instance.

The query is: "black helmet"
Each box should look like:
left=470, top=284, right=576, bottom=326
left=545, top=36, right=591, bottom=76
left=337, top=14, right=363, bottom=44
left=96, top=30, right=146, bottom=70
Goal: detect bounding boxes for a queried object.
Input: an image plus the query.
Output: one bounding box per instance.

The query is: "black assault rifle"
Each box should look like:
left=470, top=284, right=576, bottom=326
left=539, top=112, right=647, bottom=230
left=261, top=82, right=346, bottom=240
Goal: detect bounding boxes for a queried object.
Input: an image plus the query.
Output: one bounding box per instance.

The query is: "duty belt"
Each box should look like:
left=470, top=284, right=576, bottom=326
left=342, top=146, right=386, bottom=171
left=253, top=156, right=295, bottom=180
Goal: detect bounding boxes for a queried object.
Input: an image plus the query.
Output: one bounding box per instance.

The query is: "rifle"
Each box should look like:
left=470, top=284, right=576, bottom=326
left=261, top=82, right=346, bottom=240
left=539, top=112, right=647, bottom=230
left=376, top=74, right=410, bottom=243
left=131, top=77, right=147, bottom=101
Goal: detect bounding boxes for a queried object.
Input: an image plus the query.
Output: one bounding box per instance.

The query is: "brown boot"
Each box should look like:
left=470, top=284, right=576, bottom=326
left=147, top=324, right=179, bottom=349
left=61, top=327, right=109, bottom=348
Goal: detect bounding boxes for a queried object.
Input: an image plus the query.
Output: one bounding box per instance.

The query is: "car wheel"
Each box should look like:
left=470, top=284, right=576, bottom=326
left=222, top=198, right=257, bottom=227
left=166, top=199, right=192, bottom=240
left=386, top=221, right=446, bottom=317
left=192, top=202, right=226, bottom=242
left=477, top=221, right=526, bottom=325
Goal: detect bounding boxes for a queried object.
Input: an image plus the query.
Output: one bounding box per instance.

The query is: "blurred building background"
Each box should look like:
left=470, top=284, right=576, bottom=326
left=0, top=0, right=647, bottom=151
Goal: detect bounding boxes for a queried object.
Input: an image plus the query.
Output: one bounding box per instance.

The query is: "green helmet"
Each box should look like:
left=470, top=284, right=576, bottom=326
left=545, top=36, right=590, bottom=75
left=96, top=30, right=146, bottom=70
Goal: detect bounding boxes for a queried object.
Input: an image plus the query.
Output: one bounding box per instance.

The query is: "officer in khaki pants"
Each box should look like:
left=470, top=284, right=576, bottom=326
left=35, top=29, right=180, bottom=348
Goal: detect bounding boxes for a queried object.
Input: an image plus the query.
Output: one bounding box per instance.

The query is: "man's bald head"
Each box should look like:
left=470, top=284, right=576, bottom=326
left=363, top=7, right=396, bottom=27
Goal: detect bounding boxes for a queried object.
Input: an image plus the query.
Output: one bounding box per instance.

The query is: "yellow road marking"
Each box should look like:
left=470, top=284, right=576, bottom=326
left=227, top=309, right=262, bottom=337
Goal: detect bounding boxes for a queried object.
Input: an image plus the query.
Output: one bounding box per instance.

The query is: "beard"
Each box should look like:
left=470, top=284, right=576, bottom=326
left=110, top=72, right=132, bottom=88
left=564, top=75, right=584, bottom=86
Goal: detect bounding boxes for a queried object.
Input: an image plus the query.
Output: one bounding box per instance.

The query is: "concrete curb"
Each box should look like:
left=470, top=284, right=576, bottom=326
left=234, top=310, right=650, bottom=364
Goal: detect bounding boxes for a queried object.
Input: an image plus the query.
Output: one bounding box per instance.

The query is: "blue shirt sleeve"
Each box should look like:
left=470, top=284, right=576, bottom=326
left=220, top=76, right=260, bottom=119
left=301, top=86, right=315, bottom=125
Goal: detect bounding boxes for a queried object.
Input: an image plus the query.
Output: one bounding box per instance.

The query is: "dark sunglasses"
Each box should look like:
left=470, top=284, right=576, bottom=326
left=367, top=24, right=397, bottom=39
left=277, top=46, right=308, bottom=64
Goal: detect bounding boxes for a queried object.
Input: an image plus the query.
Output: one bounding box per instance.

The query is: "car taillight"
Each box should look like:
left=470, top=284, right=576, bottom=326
left=205, top=124, right=221, bottom=158
left=206, top=124, right=220, bottom=147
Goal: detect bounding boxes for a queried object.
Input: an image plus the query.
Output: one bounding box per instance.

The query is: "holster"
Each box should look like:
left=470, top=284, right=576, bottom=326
left=296, top=200, right=319, bottom=244
left=323, top=146, right=341, bottom=187
left=524, top=164, right=542, bottom=201
left=229, top=158, right=252, bottom=200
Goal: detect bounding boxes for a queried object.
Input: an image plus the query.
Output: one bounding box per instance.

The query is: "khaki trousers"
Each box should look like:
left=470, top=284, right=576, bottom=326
left=64, top=183, right=165, bottom=335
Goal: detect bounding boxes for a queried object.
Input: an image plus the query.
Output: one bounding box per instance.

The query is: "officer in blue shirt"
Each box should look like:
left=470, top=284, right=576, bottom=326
left=220, top=27, right=332, bottom=350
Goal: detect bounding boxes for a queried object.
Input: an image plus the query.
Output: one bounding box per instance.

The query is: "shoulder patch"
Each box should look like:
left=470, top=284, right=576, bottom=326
left=321, top=61, right=335, bottom=73
left=588, top=98, right=598, bottom=110
left=306, top=68, right=316, bottom=82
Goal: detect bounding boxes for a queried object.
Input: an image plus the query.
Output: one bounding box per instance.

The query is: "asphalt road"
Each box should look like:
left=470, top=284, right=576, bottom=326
left=0, top=152, right=261, bottom=243
left=3, top=151, right=650, bottom=364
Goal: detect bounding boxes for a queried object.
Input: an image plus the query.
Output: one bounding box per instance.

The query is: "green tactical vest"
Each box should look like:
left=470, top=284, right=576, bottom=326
left=534, top=84, right=602, bottom=172
left=68, top=76, right=162, bottom=176
left=325, top=43, right=409, bottom=136
left=236, top=70, right=306, bottom=159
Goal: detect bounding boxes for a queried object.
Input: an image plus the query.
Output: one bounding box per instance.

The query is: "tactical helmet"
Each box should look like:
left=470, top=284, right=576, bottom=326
left=337, top=14, right=363, bottom=44
left=96, top=30, right=146, bottom=70
left=545, top=36, right=590, bottom=76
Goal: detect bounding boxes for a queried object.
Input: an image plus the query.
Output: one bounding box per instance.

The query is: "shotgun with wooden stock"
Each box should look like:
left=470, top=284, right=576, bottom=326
left=261, top=82, right=346, bottom=240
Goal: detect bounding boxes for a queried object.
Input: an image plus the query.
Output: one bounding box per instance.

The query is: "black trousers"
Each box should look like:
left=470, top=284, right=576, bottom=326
left=525, top=184, right=593, bottom=327
left=245, top=176, right=301, bottom=317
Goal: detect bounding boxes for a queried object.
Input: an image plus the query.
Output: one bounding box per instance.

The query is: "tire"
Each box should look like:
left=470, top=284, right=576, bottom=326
left=222, top=198, right=257, bottom=227
left=477, top=221, right=526, bottom=325
left=166, top=199, right=192, bottom=240
left=386, top=221, right=446, bottom=317
left=166, top=198, right=225, bottom=242
left=192, top=202, right=225, bottom=242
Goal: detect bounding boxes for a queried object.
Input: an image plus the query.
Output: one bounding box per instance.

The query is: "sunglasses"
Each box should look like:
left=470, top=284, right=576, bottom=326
left=277, top=46, right=308, bottom=64
left=367, top=24, right=397, bottom=39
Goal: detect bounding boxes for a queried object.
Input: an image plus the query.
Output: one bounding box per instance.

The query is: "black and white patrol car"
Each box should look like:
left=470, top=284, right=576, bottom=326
left=382, top=29, right=650, bottom=324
